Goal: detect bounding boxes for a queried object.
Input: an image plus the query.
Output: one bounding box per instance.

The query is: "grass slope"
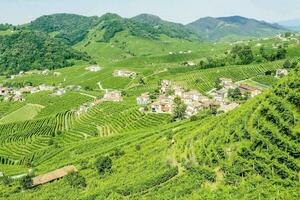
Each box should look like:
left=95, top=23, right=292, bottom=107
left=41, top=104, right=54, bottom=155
left=0, top=104, right=44, bottom=124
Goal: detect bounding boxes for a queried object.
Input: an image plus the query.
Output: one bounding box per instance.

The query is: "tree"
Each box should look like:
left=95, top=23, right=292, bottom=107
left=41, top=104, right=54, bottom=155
left=230, top=45, right=254, bottom=65
left=276, top=46, right=287, bottom=60
left=1, top=175, right=12, bottom=186
left=172, top=97, right=187, bottom=120
left=20, top=176, right=33, bottom=189
left=65, top=172, right=87, bottom=188
left=228, top=88, right=242, bottom=100
left=283, top=60, right=291, bottom=69
left=95, top=156, right=112, bottom=175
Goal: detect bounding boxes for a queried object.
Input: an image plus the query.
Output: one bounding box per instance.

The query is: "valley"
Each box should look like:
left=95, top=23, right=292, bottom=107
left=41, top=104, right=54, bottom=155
left=0, top=12, right=299, bottom=200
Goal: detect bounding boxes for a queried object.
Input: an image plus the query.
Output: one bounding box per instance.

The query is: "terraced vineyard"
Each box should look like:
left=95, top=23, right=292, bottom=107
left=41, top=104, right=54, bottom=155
left=0, top=11, right=299, bottom=199
left=166, top=60, right=297, bottom=92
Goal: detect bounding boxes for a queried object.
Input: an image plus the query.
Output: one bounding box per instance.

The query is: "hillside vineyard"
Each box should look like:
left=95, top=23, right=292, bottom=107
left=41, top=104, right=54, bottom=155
left=0, top=12, right=299, bottom=200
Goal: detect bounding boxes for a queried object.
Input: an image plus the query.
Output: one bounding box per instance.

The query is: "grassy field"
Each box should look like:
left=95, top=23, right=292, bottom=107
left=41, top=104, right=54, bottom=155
left=0, top=104, right=44, bottom=124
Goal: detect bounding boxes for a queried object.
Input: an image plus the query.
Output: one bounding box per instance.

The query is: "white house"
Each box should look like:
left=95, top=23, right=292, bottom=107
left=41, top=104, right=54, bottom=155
left=42, top=69, right=50, bottom=75
left=86, top=65, right=102, bottom=72
left=137, top=93, right=150, bottom=105
left=103, top=90, right=122, bottom=102
left=151, top=95, right=173, bottom=113
left=276, top=69, right=288, bottom=78
left=113, top=70, right=136, bottom=78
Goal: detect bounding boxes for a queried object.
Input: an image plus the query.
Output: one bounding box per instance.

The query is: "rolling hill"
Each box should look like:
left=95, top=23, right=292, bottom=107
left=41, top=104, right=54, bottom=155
left=187, top=16, right=287, bottom=41
left=0, top=30, right=88, bottom=75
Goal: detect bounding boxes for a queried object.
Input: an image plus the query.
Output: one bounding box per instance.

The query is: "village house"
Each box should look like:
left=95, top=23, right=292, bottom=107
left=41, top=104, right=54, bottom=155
left=103, top=90, right=122, bottom=102
left=86, top=65, right=102, bottom=72
left=0, top=87, right=9, bottom=96
left=65, top=85, right=81, bottom=91
left=151, top=95, right=173, bottom=113
left=39, top=85, right=55, bottom=91
left=32, top=165, right=78, bottom=187
left=276, top=69, right=288, bottom=78
left=113, top=70, right=136, bottom=78
left=76, top=103, right=95, bottom=116
left=42, top=69, right=50, bottom=75
left=52, top=89, right=66, bottom=96
left=160, top=80, right=172, bottom=94
left=53, top=72, right=62, bottom=77
left=218, top=102, right=239, bottom=113
left=239, top=84, right=262, bottom=98
left=136, top=93, right=150, bottom=105
left=186, top=102, right=202, bottom=116
left=219, top=78, right=238, bottom=89
left=182, top=90, right=202, bottom=102
left=184, top=61, right=196, bottom=67
left=173, top=85, right=184, bottom=97
left=12, top=94, right=25, bottom=102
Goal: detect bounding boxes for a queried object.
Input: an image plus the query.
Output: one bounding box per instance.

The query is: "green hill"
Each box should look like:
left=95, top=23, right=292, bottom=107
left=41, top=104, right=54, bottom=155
left=187, top=16, right=287, bottom=41
left=0, top=30, right=88, bottom=75
left=29, top=13, right=100, bottom=45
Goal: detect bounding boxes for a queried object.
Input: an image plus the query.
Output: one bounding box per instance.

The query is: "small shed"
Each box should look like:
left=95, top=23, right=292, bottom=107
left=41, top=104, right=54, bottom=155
left=32, top=165, right=78, bottom=186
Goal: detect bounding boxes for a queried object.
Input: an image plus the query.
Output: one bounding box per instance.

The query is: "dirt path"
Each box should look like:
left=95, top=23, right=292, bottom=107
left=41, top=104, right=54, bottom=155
left=79, top=93, right=97, bottom=99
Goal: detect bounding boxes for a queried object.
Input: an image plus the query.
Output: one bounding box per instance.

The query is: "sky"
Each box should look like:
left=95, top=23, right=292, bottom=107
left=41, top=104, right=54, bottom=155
left=0, top=0, right=299, bottom=25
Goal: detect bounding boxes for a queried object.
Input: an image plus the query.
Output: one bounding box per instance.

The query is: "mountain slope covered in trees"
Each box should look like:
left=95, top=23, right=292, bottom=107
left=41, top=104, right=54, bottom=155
left=0, top=31, right=88, bottom=75
left=187, top=16, right=287, bottom=41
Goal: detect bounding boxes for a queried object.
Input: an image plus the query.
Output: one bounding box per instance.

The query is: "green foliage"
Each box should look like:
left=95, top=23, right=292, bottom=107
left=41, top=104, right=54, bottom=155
left=228, top=88, right=242, bottom=100
left=29, top=14, right=99, bottom=45
left=230, top=45, right=254, bottom=65
left=0, top=31, right=87, bottom=75
left=0, top=24, right=12, bottom=31
left=95, top=156, right=112, bottom=175
left=20, top=176, right=33, bottom=189
left=65, top=172, right=87, bottom=188
left=1, top=175, right=12, bottom=186
left=187, top=16, right=286, bottom=41
left=172, top=96, right=187, bottom=120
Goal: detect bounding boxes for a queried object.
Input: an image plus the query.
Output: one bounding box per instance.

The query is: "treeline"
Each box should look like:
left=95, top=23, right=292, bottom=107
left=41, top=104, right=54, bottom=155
left=199, top=44, right=287, bottom=68
left=0, top=31, right=89, bottom=75
left=0, top=24, right=13, bottom=31
left=29, top=14, right=99, bottom=45
left=98, top=13, right=198, bottom=42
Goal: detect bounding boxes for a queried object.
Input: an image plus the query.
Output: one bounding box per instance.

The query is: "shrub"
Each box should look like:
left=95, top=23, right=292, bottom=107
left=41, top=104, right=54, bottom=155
left=1, top=175, right=12, bottom=186
left=95, top=156, right=112, bottom=175
left=110, top=148, right=125, bottom=158
left=190, top=115, right=198, bottom=122
left=135, top=144, right=141, bottom=151
left=20, top=176, right=33, bottom=189
left=65, top=172, right=87, bottom=188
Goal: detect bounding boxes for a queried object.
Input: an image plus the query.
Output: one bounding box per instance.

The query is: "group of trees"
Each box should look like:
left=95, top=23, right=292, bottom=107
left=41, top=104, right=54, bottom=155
left=0, top=31, right=88, bottom=75
left=29, top=14, right=99, bottom=45
left=199, top=44, right=287, bottom=69
left=0, top=24, right=13, bottom=31
left=172, top=97, right=187, bottom=121
left=228, top=88, right=250, bottom=101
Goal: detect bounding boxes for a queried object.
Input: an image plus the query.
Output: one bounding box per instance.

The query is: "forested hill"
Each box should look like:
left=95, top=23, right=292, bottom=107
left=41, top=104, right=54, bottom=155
left=0, top=31, right=88, bottom=75
left=28, top=13, right=201, bottom=45
left=187, top=16, right=287, bottom=41
left=29, top=13, right=100, bottom=45
left=130, top=14, right=199, bottom=40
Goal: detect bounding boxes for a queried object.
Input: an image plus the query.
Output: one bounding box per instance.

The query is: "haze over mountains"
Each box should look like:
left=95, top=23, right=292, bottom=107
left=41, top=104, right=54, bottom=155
left=278, top=19, right=300, bottom=31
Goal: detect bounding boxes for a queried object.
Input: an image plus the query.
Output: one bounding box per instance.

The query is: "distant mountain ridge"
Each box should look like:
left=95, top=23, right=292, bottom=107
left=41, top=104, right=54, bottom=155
left=187, top=15, right=287, bottom=41
left=278, top=19, right=300, bottom=31
left=27, top=13, right=288, bottom=44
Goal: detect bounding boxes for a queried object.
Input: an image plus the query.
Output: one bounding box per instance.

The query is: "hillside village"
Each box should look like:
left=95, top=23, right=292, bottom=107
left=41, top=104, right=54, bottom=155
left=136, top=76, right=276, bottom=117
